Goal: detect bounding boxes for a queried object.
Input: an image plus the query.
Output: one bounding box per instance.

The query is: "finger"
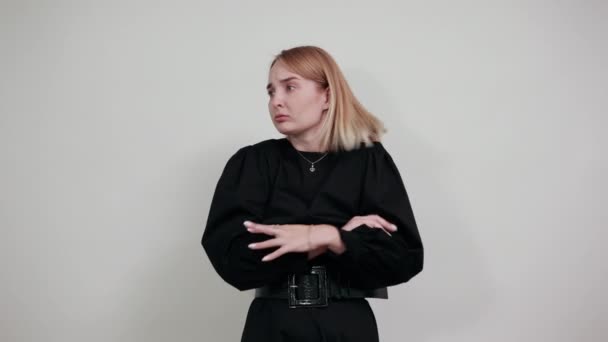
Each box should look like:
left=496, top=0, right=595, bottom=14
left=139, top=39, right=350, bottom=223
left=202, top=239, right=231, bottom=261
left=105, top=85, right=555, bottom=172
left=342, top=217, right=379, bottom=232
left=363, top=218, right=392, bottom=236
left=245, top=226, right=267, bottom=234
left=248, top=238, right=282, bottom=250
left=362, top=218, right=384, bottom=229
left=372, top=215, right=398, bottom=231
left=341, top=221, right=364, bottom=231
left=363, top=216, right=395, bottom=233
left=261, top=246, right=289, bottom=262
left=243, top=221, right=261, bottom=232
left=380, top=228, right=392, bottom=236
left=244, top=222, right=279, bottom=236
left=344, top=217, right=367, bottom=231
left=341, top=225, right=355, bottom=232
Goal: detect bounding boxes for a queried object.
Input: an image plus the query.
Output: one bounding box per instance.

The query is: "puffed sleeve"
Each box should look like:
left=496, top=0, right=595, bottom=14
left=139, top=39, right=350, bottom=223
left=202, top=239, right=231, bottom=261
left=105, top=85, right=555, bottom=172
left=326, top=142, right=424, bottom=289
left=201, top=145, right=310, bottom=291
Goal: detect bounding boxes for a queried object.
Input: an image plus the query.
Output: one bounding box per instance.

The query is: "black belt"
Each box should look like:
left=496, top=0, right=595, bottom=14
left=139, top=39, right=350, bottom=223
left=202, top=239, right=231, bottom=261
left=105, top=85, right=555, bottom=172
left=254, top=265, right=388, bottom=308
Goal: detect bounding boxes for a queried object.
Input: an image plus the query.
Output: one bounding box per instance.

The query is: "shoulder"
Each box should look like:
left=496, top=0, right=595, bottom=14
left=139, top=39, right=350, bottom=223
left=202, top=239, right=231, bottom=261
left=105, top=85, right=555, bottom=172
left=369, top=140, right=387, bottom=152
left=224, top=138, right=282, bottom=173
left=251, top=138, right=282, bottom=153
left=358, top=140, right=389, bottom=157
left=239, top=138, right=283, bottom=160
left=228, top=138, right=280, bottom=157
left=360, top=141, right=400, bottom=170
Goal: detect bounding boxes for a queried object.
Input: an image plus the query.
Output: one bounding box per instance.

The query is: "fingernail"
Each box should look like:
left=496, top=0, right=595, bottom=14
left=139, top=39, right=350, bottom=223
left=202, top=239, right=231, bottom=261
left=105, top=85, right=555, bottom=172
left=247, top=227, right=254, bottom=232
left=243, top=221, right=251, bottom=226
left=248, top=243, right=256, bottom=248
left=262, top=256, right=269, bottom=261
left=392, top=224, right=397, bottom=230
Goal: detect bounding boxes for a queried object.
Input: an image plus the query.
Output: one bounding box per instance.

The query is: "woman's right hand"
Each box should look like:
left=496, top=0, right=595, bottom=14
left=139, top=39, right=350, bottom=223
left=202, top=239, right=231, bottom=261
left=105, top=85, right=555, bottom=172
left=341, top=215, right=398, bottom=236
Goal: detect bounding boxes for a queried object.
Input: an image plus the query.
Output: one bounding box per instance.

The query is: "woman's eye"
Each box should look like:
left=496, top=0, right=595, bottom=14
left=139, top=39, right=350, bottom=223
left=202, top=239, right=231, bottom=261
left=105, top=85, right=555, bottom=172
left=267, top=90, right=274, bottom=96
left=286, top=85, right=295, bottom=91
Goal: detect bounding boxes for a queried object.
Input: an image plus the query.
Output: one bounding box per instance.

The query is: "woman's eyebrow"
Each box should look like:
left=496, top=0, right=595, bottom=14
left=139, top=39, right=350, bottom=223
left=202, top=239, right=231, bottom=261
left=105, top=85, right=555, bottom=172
left=266, top=76, right=300, bottom=90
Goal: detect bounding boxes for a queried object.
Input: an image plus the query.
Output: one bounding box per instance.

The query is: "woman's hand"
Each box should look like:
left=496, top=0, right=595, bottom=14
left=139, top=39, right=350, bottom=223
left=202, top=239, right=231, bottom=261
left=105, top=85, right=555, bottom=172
left=244, top=221, right=333, bottom=262
left=307, top=244, right=328, bottom=260
left=341, top=215, right=398, bottom=236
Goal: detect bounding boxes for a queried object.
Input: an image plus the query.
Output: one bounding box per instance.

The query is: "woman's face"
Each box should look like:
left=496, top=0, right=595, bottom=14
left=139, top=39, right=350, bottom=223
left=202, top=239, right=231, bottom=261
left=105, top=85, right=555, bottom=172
left=266, top=61, right=329, bottom=138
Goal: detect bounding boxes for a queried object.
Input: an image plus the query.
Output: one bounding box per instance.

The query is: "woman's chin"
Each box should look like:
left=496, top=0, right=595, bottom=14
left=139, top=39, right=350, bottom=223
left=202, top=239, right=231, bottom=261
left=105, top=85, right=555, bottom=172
left=274, top=125, right=298, bottom=135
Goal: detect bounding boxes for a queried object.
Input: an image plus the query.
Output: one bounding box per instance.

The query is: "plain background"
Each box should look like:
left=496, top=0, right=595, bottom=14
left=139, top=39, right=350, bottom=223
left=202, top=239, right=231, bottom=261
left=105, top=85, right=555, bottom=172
left=1, top=1, right=606, bottom=341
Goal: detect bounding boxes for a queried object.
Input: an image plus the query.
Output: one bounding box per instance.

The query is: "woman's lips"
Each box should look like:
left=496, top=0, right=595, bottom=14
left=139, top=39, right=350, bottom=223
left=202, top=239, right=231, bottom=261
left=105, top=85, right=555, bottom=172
left=275, top=114, right=289, bottom=122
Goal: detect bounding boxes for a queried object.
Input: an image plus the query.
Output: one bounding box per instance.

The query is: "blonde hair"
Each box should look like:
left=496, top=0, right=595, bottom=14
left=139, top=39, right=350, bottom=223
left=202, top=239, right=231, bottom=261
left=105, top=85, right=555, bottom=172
left=270, top=45, right=387, bottom=152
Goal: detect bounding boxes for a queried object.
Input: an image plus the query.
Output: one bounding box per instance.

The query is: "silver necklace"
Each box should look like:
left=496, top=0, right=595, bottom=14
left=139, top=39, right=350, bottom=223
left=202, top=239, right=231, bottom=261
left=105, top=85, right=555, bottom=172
left=295, top=150, right=329, bottom=172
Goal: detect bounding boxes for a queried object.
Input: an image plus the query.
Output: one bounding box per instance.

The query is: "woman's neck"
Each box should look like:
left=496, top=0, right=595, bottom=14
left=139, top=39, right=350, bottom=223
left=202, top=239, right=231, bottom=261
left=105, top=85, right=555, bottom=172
left=286, top=136, right=325, bottom=153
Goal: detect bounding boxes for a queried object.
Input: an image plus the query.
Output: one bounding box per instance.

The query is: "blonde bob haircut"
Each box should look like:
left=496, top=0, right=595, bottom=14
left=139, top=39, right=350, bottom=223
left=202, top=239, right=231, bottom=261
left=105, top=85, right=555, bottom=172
left=270, top=45, right=387, bottom=152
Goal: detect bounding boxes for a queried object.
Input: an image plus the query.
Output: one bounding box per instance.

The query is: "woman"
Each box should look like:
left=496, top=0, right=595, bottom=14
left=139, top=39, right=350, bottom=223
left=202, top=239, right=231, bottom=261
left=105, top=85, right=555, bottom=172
left=202, top=45, right=424, bottom=342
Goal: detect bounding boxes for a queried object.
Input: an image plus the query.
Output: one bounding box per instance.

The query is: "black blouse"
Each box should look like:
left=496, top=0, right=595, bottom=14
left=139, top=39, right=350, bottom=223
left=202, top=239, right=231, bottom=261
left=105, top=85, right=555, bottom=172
left=201, top=138, right=423, bottom=291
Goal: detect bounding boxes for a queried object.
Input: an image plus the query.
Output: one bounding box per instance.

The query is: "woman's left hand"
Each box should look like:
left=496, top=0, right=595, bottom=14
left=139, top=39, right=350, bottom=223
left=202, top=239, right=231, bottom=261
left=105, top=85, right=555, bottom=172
left=243, top=221, right=326, bottom=262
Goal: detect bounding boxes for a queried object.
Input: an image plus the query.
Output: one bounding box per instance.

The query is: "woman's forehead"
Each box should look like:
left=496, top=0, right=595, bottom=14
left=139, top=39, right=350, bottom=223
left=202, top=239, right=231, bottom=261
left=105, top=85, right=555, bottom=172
left=268, top=64, right=304, bottom=84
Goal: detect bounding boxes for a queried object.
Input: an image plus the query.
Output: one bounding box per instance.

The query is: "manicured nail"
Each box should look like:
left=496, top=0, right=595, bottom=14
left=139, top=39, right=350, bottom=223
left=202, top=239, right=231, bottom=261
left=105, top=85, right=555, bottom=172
left=248, top=243, right=256, bottom=248
left=262, top=256, right=269, bottom=261
left=392, top=224, right=397, bottom=230
left=243, top=221, right=252, bottom=226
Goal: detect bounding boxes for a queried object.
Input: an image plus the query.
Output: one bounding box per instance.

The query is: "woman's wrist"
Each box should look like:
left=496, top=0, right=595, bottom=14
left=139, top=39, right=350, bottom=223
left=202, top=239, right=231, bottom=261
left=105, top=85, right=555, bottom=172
left=307, top=245, right=327, bottom=260
left=312, top=224, right=346, bottom=255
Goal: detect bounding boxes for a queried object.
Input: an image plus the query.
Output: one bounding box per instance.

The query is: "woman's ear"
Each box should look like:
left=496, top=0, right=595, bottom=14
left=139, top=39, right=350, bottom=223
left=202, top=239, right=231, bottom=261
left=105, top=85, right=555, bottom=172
left=322, top=88, right=330, bottom=110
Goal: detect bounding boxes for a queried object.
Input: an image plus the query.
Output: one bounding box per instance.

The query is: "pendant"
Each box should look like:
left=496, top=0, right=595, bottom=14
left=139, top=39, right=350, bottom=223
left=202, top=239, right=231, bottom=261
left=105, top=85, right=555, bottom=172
left=310, top=164, right=316, bottom=172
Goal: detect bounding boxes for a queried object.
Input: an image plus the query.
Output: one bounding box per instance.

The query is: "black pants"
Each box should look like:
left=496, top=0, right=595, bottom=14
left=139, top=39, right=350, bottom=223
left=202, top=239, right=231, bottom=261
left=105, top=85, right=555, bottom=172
left=241, top=298, right=380, bottom=342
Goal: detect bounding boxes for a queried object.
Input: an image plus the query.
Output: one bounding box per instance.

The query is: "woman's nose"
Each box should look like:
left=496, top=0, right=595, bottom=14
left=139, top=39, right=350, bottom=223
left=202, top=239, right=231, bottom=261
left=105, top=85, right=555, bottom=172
left=270, top=96, right=284, bottom=108
left=270, top=97, right=283, bottom=107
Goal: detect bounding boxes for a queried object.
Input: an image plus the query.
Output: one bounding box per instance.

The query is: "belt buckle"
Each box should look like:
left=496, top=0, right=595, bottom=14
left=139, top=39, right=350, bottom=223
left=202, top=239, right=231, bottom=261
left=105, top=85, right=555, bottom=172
left=287, top=265, right=329, bottom=308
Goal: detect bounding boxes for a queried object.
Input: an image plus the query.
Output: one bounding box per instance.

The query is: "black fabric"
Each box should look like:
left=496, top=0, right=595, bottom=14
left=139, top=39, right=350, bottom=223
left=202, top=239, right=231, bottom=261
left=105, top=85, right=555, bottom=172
left=241, top=298, right=380, bottom=342
left=201, top=138, right=424, bottom=341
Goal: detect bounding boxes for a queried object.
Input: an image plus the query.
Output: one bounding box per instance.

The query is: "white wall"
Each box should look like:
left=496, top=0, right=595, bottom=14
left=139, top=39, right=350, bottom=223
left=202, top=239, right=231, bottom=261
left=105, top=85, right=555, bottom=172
left=1, top=1, right=606, bottom=341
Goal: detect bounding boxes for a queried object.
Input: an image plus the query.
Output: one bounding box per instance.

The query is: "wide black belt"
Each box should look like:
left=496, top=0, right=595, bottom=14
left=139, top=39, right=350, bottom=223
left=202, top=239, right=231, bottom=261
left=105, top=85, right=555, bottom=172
left=254, top=265, right=388, bottom=308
